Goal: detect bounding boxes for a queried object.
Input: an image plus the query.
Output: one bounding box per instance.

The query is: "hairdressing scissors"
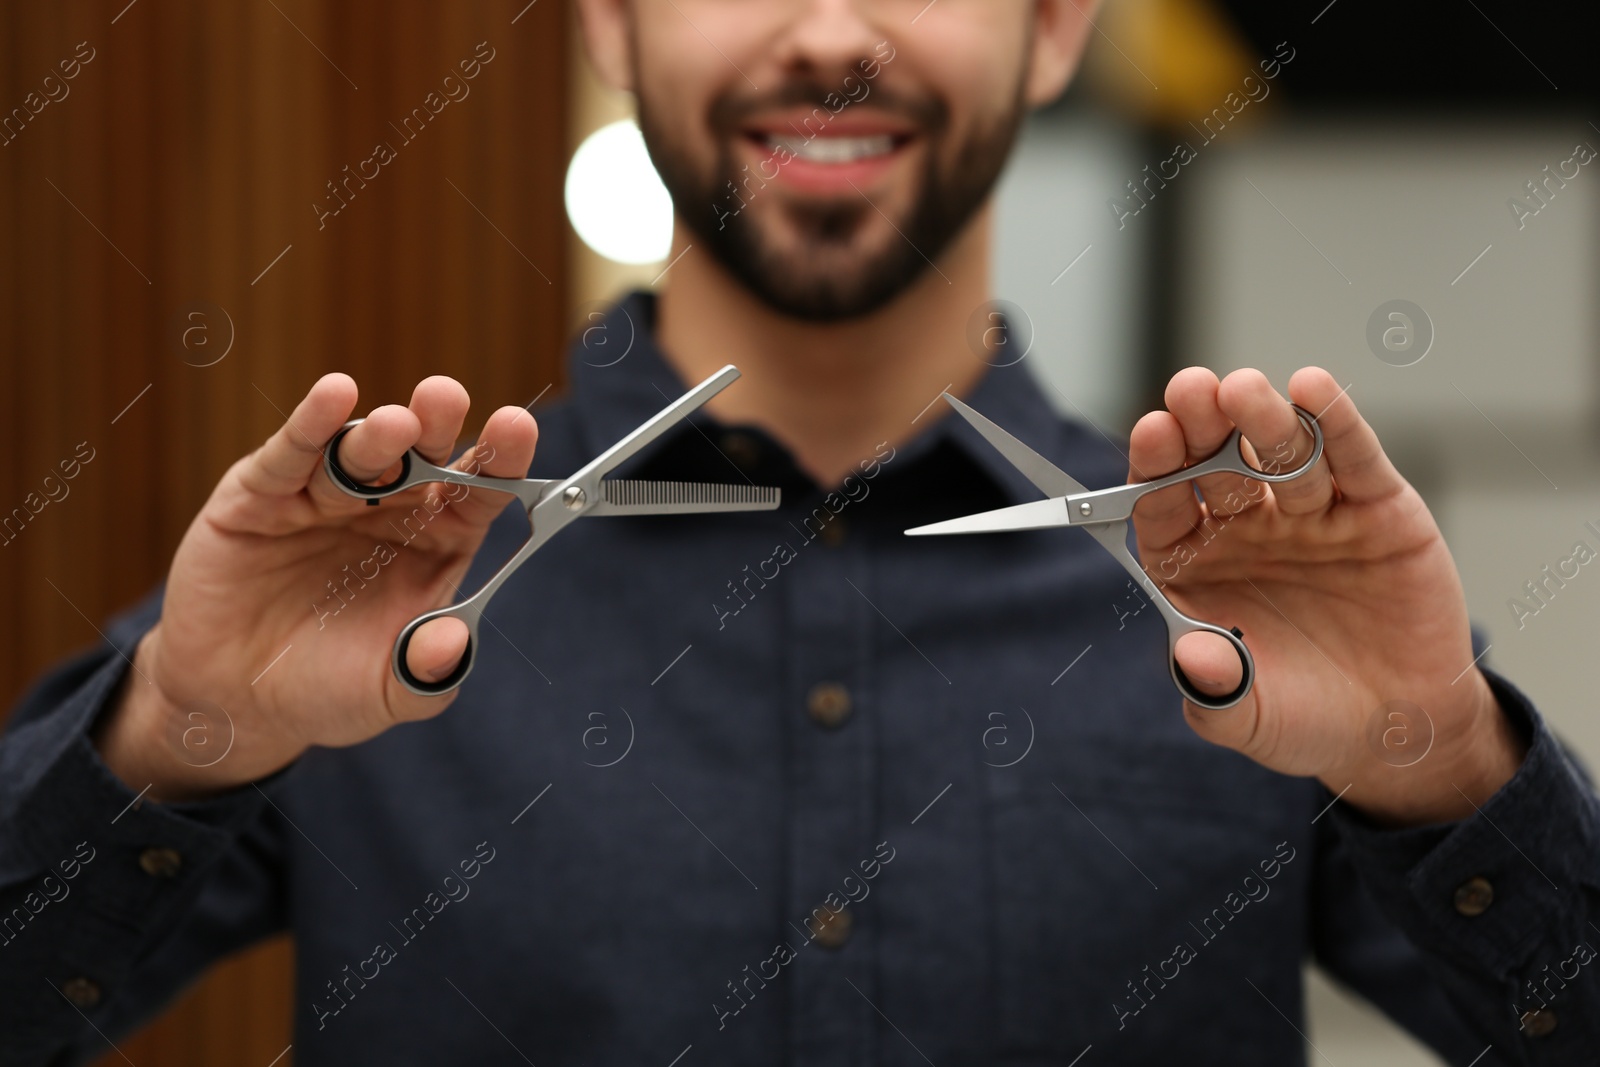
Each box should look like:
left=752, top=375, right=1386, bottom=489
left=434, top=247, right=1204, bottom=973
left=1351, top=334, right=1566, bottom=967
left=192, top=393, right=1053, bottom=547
left=905, top=394, right=1323, bottom=710
left=325, top=364, right=780, bottom=696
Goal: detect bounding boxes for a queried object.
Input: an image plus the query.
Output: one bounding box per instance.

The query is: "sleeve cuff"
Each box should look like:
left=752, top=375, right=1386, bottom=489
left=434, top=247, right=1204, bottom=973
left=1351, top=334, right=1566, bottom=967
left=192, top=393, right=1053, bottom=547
left=8, top=635, right=268, bottom=930
left=1327, top=668, right=1600, bottom=976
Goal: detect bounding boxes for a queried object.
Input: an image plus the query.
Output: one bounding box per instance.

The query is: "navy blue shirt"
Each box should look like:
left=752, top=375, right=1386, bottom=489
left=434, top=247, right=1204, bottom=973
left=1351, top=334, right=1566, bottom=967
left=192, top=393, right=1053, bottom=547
left=3, top=292, right=1598, bottom=1066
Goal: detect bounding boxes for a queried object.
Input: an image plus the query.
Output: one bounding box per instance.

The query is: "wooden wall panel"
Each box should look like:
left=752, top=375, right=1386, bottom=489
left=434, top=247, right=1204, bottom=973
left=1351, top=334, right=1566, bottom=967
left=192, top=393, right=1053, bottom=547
left=0, top=2, right=571, bottom=1063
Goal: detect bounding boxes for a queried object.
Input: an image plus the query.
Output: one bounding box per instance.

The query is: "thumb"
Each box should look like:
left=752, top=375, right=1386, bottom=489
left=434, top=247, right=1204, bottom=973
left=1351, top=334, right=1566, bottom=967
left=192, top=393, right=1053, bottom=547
left=1174, top=629, right=1261, bottom=753
left=380, top=614, right=472, bottom=721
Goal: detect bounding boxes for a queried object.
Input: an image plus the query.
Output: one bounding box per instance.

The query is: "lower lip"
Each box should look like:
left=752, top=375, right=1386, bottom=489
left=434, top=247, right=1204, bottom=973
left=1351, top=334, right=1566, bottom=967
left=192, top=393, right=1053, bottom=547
left=738, top=135, right=912, bottom=196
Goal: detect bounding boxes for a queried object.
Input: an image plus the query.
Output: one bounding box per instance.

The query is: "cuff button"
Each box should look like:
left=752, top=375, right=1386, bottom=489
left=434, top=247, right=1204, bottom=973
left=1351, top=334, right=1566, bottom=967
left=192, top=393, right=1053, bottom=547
left=1521, top=1008, right=1558, bottom=1037
left=1452, top=876, right=1494, bottom=917
left=59, top=977, right=102, bottom=1009
left=810, top=906, right=853, bottom=950
left=805, top=683, right=853, bottom=729
left=138, top=846, right=183, bottom=879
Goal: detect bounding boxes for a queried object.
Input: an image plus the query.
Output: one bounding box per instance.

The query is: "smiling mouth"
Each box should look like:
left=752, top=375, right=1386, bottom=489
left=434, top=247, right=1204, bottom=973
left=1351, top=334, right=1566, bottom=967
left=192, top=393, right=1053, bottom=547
left=751, top=132, right=909, bottom=165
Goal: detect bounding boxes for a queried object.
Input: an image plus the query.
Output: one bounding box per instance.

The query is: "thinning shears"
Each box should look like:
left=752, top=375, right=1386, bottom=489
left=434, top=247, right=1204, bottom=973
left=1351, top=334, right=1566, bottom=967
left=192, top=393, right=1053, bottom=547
left=905, top=394, right=1323, bottom=710
left=325, top=365, right=780, bottom=696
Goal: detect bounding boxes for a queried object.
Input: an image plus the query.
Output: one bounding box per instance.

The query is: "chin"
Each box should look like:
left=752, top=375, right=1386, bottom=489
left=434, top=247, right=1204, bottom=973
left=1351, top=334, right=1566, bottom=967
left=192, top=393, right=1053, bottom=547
left=714, top=208, right=927, bottom=322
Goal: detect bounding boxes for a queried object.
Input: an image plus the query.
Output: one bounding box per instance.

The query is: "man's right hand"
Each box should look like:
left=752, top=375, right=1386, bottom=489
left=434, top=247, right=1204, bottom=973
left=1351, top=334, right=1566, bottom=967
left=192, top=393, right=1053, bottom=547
left=94, top=373, right=539, bottom=800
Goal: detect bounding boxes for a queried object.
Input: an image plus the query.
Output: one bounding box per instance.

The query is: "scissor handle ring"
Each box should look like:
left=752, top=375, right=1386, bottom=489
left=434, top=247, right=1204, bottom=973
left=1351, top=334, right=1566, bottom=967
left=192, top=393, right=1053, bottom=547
left=392, top=607, right=478, bottom=697
left=325, top=420, right=415, bottom=500
left=1228, top=404, right=1325, bottom=484
left=1168, top=623, right=1255, bottom=711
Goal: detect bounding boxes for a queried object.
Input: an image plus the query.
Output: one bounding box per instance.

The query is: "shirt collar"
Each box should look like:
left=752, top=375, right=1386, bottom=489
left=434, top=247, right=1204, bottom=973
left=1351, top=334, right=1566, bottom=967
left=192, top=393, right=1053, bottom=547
left=561, top=290, right=1068, bottom=507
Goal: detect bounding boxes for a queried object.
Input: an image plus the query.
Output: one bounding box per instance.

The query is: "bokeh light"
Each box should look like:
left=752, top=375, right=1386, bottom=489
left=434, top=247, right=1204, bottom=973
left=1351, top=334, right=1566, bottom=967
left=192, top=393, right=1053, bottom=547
left=564, top=119, right=674, bottom=265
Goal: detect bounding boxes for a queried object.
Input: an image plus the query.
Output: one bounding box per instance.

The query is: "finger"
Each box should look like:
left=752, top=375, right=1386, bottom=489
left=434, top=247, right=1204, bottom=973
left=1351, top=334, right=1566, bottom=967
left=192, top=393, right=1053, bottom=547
left=320, top=403, right=424, bottom=493
left=1216, top=369, right=1331, bottom=515
left=239, top=374, right=359, bottom=497
left=1127, top=410, right=1201, bottom=550
left=1174, top=630, right=1259, bottom=751
left=1288, top=368, right=1404, bottom=504
left=409, top=376, right=471, bottom=465
left=1163, top=368, right=1260, bottom=518
left=442, top=405, right=540, bottom=527
left=399, top=616, right=471, bottom=694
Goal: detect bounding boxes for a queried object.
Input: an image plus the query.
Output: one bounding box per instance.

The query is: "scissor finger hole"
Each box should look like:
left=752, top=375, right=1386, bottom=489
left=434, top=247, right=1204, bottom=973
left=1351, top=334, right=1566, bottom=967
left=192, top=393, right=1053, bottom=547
left=1228, top=405, right=1325, bottom=484
left=1170, top=627, right=1254, bottom=711
left=393, top=613, right=475, bottom=696
left=325, top=423, right=416, bottom=499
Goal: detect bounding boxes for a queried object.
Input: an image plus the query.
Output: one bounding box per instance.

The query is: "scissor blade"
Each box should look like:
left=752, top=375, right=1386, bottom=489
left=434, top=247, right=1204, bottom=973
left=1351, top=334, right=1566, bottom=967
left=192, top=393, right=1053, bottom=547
left=572, top=365, right=742, bottom=486
left=589, top=480, right=781, bottom=516
left=905, top=497, right=1070, bottom=537
left=940, top=393, right=1088, bottom=498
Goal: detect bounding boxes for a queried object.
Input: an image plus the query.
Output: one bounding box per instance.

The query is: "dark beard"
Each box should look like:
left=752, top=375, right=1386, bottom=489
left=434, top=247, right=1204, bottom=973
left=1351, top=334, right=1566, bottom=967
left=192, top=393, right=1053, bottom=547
left=638, top=80, right=1027, bottom=323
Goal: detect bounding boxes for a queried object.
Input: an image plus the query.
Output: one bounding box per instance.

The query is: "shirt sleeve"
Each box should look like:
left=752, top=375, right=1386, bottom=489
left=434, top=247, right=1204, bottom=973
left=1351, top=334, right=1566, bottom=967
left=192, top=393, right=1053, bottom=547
left=0, top=592, right=289, bottom=1067
left=1316, top=668, right=1600, bottom=1065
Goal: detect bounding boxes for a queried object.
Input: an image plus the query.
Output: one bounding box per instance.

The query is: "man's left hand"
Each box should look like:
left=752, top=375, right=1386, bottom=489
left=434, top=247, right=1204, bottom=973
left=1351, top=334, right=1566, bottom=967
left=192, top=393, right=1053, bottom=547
left=1128, top=366, right=1526, bottom=827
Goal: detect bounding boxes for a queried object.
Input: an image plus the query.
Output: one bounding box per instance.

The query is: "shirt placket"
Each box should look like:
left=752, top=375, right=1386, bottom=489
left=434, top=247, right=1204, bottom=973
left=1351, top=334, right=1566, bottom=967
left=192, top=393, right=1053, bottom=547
left=782, top=492, right=878, bottom=1067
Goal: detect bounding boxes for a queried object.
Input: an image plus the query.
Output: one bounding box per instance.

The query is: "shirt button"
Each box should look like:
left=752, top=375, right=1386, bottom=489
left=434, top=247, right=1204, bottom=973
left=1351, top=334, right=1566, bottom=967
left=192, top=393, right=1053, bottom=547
left=720, top=431, right=761, bottom=471
left=818, top=515, right=847, bottom=547
left=812, top=907, right=853, bottom=949
left=1452, top=876, right=1494, bottom=917
left=1521, top=1008, right=1558, bottom=1037
left=806, top=683, right=853, bottom=729
left=60, top=977, right=102, bottom=1009
left=138, top=847, right=183, bottom=879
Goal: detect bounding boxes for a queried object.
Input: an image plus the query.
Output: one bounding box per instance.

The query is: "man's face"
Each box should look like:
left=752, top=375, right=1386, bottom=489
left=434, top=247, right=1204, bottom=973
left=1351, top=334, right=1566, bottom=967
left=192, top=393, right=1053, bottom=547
left=628, top=1, right=1040, bottom=321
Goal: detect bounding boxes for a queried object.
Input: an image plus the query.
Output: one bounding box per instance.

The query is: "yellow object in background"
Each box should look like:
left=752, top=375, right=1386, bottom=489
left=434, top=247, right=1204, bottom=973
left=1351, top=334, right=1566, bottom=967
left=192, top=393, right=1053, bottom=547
left=1085, top=0, right=1276, bottom=131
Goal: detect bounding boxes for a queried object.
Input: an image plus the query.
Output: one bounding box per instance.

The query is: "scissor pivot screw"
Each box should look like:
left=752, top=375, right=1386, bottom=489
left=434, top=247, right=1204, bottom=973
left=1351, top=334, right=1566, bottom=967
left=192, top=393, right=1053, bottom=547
left=561, top=486, right=587, bottom=510
left=1078, top=502, right=1093, bottom=517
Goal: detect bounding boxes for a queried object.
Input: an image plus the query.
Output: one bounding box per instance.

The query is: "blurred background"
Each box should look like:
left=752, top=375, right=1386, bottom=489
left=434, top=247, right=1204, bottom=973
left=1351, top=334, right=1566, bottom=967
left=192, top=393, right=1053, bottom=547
left=1, top=1, right=1594, bottom=1063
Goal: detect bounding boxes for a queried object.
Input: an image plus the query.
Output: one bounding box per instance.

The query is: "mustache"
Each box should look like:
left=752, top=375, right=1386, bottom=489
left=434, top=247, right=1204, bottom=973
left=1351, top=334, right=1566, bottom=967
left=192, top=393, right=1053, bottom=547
left=709, top=79, right=947, bottom=138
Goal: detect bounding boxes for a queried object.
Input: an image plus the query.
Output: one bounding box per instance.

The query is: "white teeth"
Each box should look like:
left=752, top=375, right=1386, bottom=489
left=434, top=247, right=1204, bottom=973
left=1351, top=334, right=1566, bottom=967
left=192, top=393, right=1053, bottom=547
left=767, top=134, right=896, bottom=164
